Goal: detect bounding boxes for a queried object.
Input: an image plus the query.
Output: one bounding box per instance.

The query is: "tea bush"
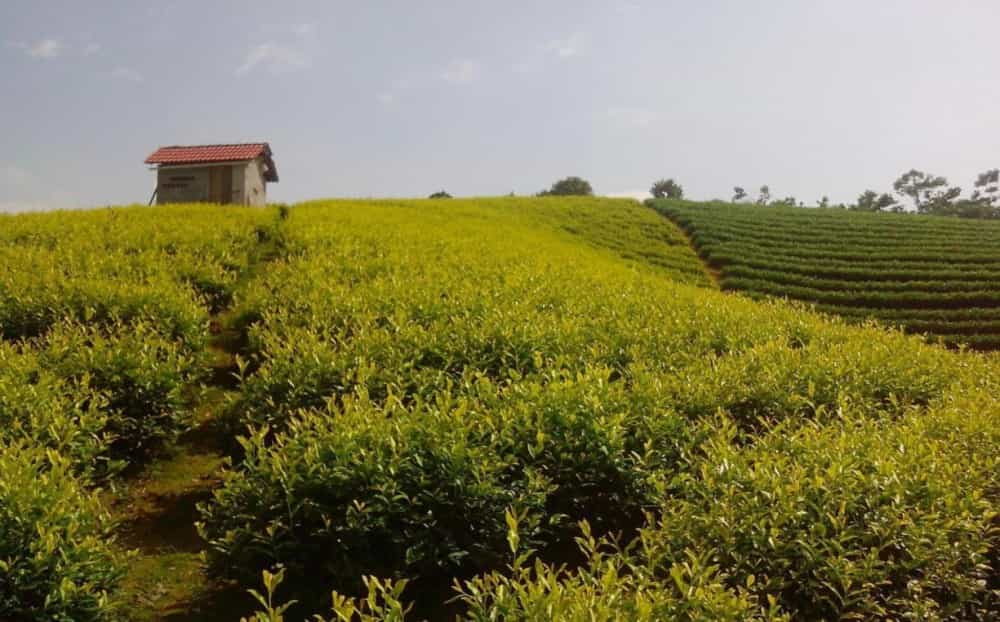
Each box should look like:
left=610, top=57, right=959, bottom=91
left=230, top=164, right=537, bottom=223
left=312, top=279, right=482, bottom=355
left=646, top=399, right=1000, bottom=619
left=0, top=342, right=111, bottom=476
left=37, top=321, right=208, bottom=461
left=0, top=442, right=125, bottom=621
left=652, top=199, right=1000, bottom=349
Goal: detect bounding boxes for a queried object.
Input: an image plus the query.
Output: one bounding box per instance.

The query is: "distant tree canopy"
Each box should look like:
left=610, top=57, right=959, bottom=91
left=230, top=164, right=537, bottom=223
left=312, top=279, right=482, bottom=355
left=538, top=176, right=594, bottom=197
left=650, top=178, right=683, bottom=199
left=428, top=190, right=452, bottom=199
left=892, top=169, right=962, bottom=214
left=852, top=190, right=900, bottom=212
left=732, top=186, right=747, bottom=202
left=756, top=185, right=771, bottom=206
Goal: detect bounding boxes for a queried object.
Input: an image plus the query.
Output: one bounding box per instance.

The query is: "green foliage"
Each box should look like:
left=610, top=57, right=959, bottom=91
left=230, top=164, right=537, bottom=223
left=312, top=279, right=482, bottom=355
left=652, top=199, right=1000, bottom=349
left=199, top=398, right=551, bottom=592
left=428, top=190, right=452, bottom=199
left=852, top=190, right=899, bottom=212
left=893, top=169, right=962, bottom=214
left=0, top=342, right=112, bottom=476
left=647, top=395, right=1000, bottom=619
left=0, top=442, right=126, bottom=621
left=456, top=518, right=787, bottom=622
left=650, top=178, right=683, bottom=199
left=37, top=321, right=208, bottom=462
left=538, top=176, right=594, bottom=197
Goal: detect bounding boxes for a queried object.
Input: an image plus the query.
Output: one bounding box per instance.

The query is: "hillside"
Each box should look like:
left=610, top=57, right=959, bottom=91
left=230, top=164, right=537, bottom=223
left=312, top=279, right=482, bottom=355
left=1, top=197, right=999, bottom=621
left=652, top=199, right=1000, bottom=350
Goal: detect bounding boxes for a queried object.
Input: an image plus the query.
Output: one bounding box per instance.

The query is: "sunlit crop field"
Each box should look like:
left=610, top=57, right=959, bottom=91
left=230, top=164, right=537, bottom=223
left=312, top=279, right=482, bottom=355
left=653, top=199, right=1000, bottom=350
left=2, top=198, right=998, bottom=620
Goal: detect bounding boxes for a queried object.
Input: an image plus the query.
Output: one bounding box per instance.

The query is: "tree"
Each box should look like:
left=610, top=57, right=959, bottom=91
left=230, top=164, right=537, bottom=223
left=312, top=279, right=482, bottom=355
left=818, top=196, right=830, bottom=208
left=538, top=176, right=593, bottom=197
left=775, top=196, right=799, bottom=207
left=892, top=169, right=960, bottom=214
left=650, top=178, right=684, bottom=199
left=852, top=190, right=898, bottom=212
left=971, top=169, right=999, bottom=207
left=732, top=186, right=747, bottom=202
left=756, top=185, right=771, bottom=206
left=428, top=190, right=452, bottom=199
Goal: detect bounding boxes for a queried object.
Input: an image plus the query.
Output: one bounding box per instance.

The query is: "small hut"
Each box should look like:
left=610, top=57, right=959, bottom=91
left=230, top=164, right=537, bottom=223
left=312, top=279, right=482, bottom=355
left=145, top=143, right=278, bottom=206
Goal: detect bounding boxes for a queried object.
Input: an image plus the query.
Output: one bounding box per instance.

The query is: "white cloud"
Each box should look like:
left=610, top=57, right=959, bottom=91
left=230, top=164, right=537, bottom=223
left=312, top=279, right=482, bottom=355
left=236, top=42, right=309, bottom=76
left=547, top=33, right=585, bottom=59
left=82, top=43, right=101, bottom=56
left=292, top=23, right=316, bottom=37
left=377, top=92, right=395, bottom=105
left=606, top=106, right=657, bottom=129
left=441, top=59, right=482, bottom=84
left=27, top=38, right=62, bottom=59
left=606, top=190, right=649, bottom=201
left=110, top=67, right=144, bottom=82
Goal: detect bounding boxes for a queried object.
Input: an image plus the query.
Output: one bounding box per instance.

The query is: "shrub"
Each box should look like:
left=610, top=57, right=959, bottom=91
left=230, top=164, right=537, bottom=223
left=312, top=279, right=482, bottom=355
left=37, top=321, right=207, bottom=462
left=0, top=342, right=112, bottom=476
left=645, top=401, right=1000, bottom=620
left=199, top=397, right=549, bottom=595
left=0, top=442, right=125, bottom=621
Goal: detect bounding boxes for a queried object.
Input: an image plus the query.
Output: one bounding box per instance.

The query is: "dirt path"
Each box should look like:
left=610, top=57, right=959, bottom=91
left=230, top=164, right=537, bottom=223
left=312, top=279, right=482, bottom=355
left=108, top=216, right=286, bottom=621
left=107, top=332, right=250, bottom=621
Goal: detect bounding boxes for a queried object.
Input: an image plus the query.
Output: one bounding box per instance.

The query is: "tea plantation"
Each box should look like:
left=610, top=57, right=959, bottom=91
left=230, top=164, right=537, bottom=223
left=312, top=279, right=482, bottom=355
left=652, top=199, right=1000, bottom=350
left=1, top=198, right=998, bottom=621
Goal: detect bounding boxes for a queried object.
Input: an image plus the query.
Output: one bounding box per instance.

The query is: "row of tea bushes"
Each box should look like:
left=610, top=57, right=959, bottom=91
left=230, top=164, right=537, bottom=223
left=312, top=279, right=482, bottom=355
left=0, top=205, right=276, bottom=342
left=0, top=321, right=207, bottom=478
left=0, top=442, right=125, bottom=621
left=651, top=199, right=1000, bottom=349
left=202, top=199, right=1000, bottom=618
left=0, top=205, right=283, bottom=620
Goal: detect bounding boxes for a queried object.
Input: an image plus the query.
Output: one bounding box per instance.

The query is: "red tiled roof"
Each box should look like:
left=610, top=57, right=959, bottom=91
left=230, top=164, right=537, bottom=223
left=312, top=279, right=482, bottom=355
left=145, top=143, right=278, bottom=182
left=145, top=143, right=268, bottom=164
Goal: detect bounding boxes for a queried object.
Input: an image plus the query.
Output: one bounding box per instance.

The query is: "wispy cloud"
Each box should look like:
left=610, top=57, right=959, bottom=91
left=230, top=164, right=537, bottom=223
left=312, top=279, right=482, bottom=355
left=27, top=38, right=62, bottom=59
left=546, top=33, right=585, bottom=59
left=441, top=59, right=482, bottom=84
left=110, top=67, right=144, bottom=83
left=236, top=42, right=309, bottom=76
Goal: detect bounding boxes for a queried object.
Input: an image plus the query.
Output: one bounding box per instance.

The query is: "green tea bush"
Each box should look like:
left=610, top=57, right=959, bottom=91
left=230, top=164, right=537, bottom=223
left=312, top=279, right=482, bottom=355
left=199, top=396, right=549, bottom=592
left=0, top=342, right=111, bottom=476
left=36, top=322, right=207, bottom=462
left=652, top=199, right=1000, bottom=349
left=645, top=401, right=1000, bottom=620
left=0, top=442, right=125, bottom=621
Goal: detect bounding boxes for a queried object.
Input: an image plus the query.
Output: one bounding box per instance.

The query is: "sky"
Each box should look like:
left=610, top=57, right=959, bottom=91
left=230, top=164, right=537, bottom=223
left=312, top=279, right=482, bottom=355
left=2, top=0, right=999, bottom=211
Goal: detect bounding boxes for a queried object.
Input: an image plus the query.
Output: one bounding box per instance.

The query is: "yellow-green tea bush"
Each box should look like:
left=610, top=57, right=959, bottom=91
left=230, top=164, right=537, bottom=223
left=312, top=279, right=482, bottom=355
left=644, top=394, right=1000, bottom=619
left=0, top=342, right=111, bottom=475
left=0, top=204, right=276, bottom=344
left=37, top=321, right=208, bottom=462
left=0, top=442, right=125, bottom=621
left=199, top=199, right=1000, bottom=617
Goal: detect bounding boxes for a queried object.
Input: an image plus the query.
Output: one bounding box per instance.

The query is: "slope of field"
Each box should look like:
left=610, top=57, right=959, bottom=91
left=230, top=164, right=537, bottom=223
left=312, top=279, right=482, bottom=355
left=651, top=199, right=1000, bottom=349
left=1, top=198, right=999, bottom=621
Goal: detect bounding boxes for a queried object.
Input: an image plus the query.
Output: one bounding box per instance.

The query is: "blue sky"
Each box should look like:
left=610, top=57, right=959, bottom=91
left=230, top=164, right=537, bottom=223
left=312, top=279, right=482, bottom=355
left=2, top=1, right=999, bottom=211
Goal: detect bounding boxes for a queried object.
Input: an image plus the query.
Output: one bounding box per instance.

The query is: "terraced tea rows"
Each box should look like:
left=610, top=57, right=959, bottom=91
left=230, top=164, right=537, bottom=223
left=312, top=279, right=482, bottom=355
left=652, top=199, right=1000, bottom=349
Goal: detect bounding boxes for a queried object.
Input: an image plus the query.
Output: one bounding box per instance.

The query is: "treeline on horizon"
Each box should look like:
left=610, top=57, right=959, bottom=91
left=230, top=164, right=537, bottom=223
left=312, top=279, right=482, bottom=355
left=429, top=169, right=1000, bottom=219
